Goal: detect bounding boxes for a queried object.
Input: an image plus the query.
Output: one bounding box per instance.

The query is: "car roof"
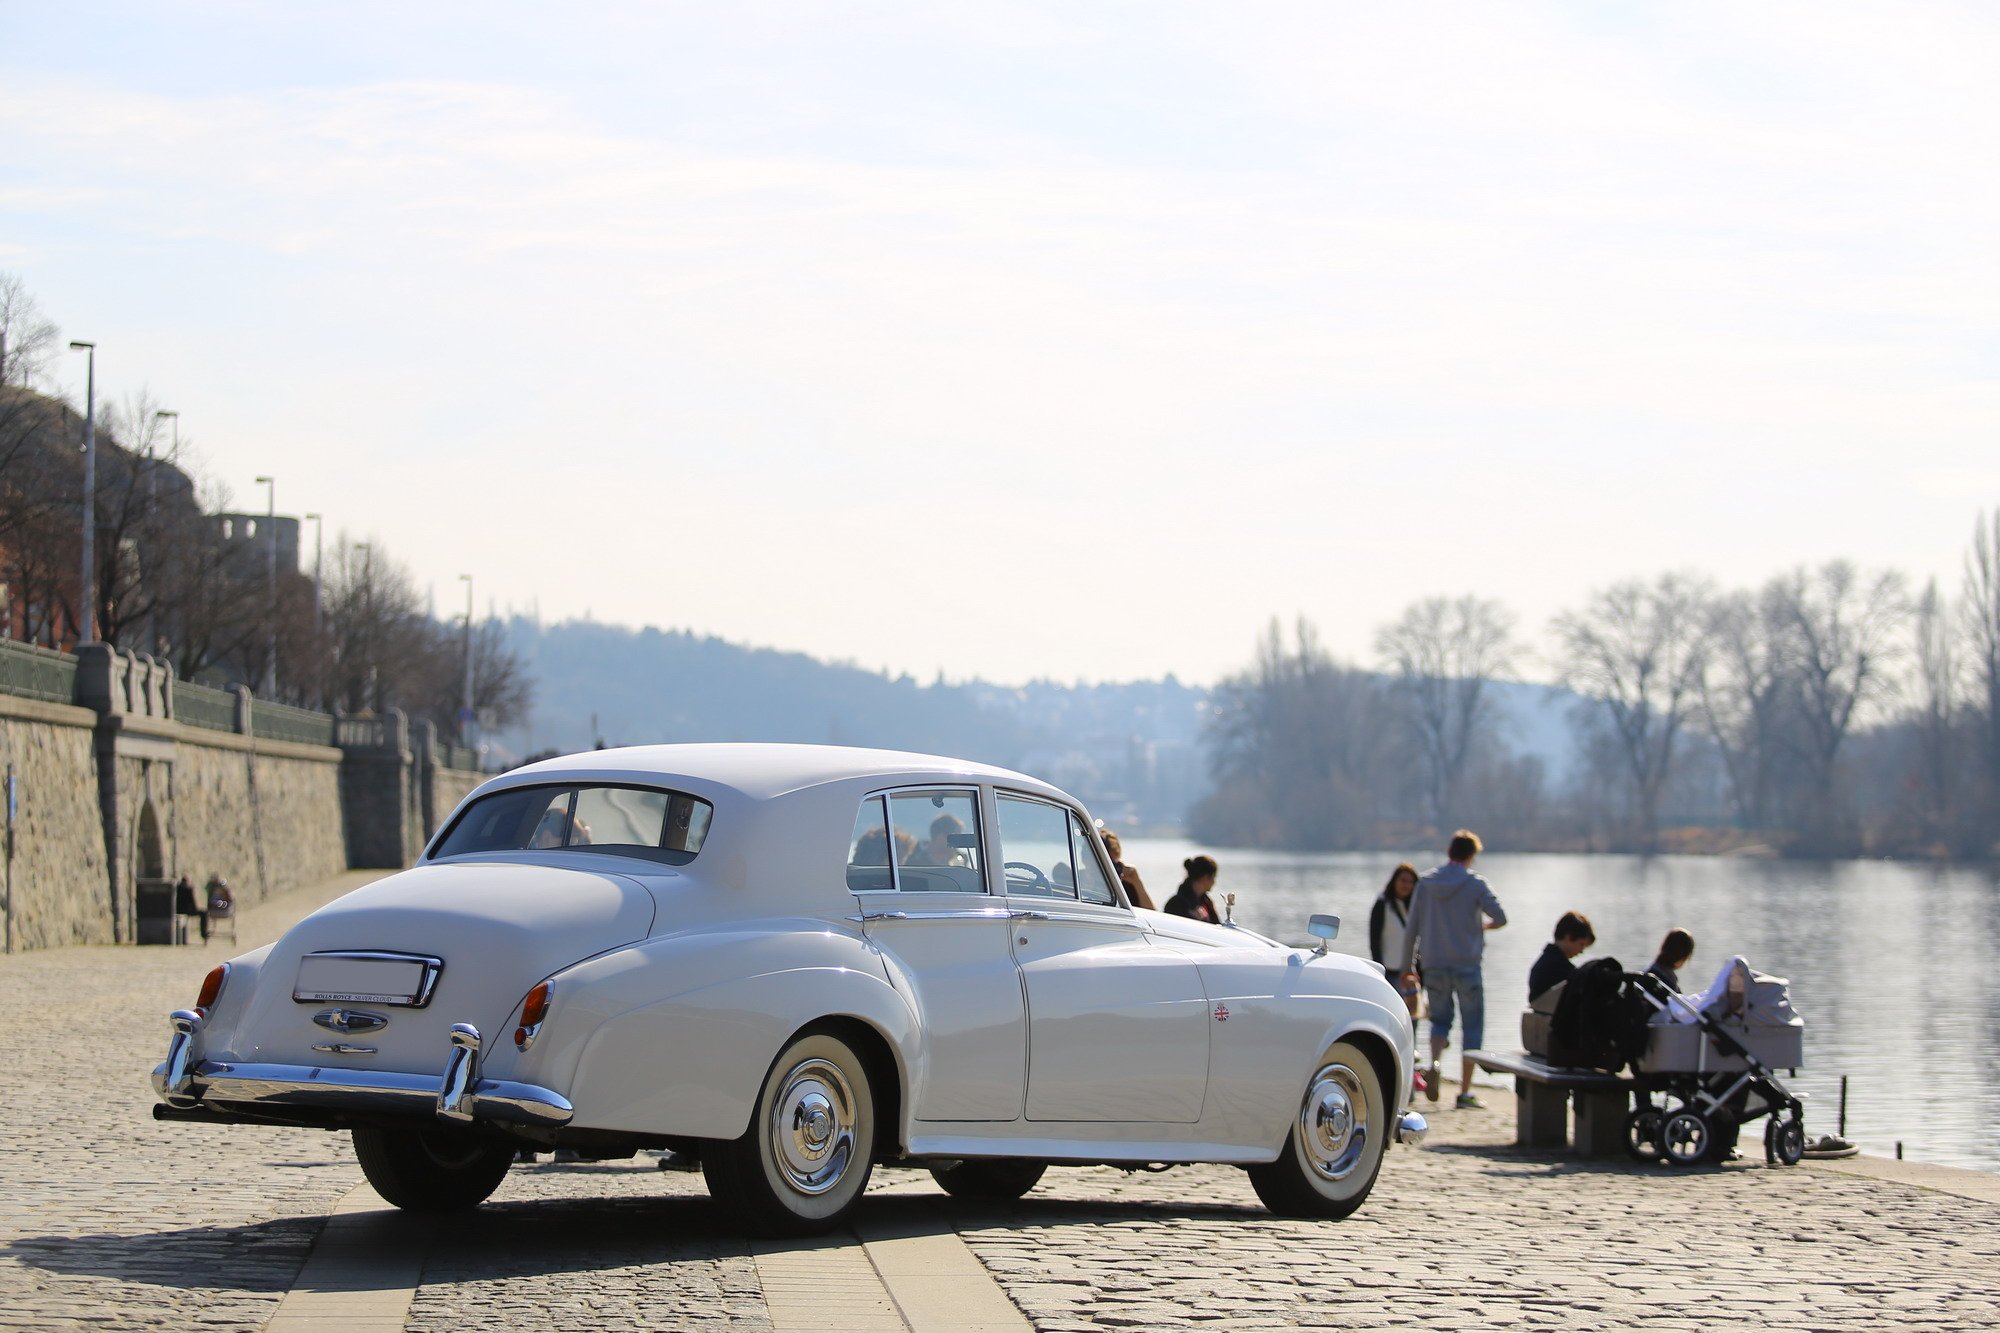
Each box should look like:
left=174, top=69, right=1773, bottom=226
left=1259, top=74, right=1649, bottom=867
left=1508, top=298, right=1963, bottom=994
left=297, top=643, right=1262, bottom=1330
left=477, top=742, right=1071, bottom=806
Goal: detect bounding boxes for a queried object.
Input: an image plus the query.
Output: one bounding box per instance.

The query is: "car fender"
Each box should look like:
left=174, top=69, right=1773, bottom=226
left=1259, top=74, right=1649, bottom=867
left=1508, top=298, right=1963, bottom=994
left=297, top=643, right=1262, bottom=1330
left=549, top=928, right=918, bottom=1139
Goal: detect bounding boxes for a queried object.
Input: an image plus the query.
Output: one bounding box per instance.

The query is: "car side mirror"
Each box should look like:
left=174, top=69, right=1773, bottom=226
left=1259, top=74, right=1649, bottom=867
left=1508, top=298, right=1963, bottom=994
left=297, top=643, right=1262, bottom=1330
left=1307, top=914, right=1340, bottom=956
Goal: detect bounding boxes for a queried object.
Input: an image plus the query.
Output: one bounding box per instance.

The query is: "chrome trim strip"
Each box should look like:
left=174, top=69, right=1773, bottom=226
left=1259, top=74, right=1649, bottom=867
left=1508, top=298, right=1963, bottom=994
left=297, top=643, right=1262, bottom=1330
left=311, top=1043, right=377, bottom=1055
left=292, top=950, right=445, bottom=1008
left=165, top=1056, right=573, bottom=1129
left=849, top=908, right=1013, bottom=923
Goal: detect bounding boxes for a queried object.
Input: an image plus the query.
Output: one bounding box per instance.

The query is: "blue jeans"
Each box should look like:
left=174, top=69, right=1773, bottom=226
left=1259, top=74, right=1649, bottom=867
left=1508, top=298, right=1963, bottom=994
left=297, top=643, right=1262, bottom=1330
left=1424, top=963, right=1485, bottom=1052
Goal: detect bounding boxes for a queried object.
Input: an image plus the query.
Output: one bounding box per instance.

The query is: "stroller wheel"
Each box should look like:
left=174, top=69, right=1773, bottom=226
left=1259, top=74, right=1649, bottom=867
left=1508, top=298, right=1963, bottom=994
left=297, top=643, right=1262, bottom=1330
left=1623, top=1107, right=1666, bottom=1162
left=1771, top=1116, right=1806, bottom=1167
left=1661, top=1111, right=1711, bottom=1165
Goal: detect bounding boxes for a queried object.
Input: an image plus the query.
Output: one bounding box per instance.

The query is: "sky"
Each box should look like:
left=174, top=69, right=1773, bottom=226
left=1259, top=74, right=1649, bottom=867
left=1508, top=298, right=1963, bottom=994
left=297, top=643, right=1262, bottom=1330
left=3, top=2, right=1996, bottom=686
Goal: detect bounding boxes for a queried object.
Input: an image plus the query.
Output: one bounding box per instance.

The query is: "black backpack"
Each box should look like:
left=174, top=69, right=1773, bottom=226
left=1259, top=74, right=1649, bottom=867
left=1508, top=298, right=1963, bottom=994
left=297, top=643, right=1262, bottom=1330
left=1550, top=957, right=1651, bottom=1072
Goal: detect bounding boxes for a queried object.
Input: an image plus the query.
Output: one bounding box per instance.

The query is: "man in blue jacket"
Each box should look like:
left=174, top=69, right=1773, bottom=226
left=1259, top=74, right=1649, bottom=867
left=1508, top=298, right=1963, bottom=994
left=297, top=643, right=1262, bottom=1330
left=1399, top=830, right=1508, bottom=1109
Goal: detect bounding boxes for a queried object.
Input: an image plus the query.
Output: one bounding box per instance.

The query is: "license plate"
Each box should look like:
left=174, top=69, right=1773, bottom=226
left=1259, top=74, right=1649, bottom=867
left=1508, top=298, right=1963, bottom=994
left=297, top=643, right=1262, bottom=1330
left=293, top=951, right=442, bottom=1007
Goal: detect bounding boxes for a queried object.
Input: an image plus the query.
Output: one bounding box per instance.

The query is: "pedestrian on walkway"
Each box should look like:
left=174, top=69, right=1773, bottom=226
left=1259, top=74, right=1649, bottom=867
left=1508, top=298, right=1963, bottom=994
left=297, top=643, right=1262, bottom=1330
left=1164, top=856, right=1223, bottom=923
left=1399, top=830, right=1507, bottom=1110
left=1099, top=829, right=1155, bottom=910
left=1369, top=862, right=1421, bottom=1019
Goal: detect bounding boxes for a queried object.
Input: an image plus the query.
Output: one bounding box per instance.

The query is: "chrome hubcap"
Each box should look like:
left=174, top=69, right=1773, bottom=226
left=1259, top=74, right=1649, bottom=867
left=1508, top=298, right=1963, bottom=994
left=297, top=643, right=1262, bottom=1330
left=1300, top=1063, right=1370, bottom=1181
left=770, top=1057, right=857, bottom=1195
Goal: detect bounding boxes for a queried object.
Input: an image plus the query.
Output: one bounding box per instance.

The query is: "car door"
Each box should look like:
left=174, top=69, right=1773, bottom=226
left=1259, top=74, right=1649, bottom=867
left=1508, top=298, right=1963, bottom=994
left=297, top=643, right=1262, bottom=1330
left=996, top=794, right=1210, bottom=1123
left=848, top=787, right=1026, bottom=1121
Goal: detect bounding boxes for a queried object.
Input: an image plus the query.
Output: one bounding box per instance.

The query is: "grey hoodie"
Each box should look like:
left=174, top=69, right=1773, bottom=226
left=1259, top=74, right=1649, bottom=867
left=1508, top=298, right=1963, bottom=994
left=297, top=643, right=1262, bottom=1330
left=1398, top=861, right=1506, bottom=972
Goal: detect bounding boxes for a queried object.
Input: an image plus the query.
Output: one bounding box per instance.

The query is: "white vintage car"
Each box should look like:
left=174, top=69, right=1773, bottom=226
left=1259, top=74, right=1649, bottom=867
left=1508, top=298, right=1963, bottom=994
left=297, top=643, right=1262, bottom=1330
left=153, top=744, right=1425, bottom=1234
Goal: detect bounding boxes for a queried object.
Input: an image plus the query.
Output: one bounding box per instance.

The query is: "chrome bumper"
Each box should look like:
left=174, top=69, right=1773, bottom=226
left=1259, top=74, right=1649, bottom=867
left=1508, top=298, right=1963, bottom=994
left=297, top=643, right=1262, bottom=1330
left=152, top=1013, right=572, bottom=1130
left=1395, top=1109, right=1428, bottom=1147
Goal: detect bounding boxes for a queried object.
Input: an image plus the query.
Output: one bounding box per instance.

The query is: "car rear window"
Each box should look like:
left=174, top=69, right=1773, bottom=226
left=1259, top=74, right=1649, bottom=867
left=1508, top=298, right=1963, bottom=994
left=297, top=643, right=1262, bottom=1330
left=433, top=783, right=713, bottom=865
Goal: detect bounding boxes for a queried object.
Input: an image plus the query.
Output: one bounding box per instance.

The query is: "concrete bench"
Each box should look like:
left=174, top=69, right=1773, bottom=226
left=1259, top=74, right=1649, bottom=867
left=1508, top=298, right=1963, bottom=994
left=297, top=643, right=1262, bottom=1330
left=1468, top=1049, right=1632, bottom=1156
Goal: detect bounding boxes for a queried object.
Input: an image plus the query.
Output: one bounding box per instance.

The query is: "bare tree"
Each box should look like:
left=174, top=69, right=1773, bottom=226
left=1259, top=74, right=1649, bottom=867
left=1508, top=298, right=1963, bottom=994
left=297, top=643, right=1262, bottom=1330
left=1697, top=586, right=1796, bottom=830
left=1907, top=578, right=1962, bottom=849
left=1967, top=511, right=2000, bottom=822
left=1767, top=561, right=1907, bottom=843
left=1195, top=617, right=1402, bottom=849
left=0, top=273, right=61, bottom=390
left=1551, top=573, right=1714, bottom=850
left=1375, top=594, right=1517, bottom=829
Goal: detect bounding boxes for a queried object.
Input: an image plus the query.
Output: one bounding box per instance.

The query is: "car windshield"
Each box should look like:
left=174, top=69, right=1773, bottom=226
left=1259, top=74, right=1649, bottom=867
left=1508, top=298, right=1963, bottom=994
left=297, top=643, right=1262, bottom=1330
left=433, top=783, right=713, bottom=865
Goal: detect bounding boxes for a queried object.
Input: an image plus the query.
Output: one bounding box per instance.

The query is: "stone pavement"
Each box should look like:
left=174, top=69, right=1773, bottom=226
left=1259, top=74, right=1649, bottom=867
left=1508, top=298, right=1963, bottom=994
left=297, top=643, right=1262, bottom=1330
left=5, top=870, right=2000, bottom=1331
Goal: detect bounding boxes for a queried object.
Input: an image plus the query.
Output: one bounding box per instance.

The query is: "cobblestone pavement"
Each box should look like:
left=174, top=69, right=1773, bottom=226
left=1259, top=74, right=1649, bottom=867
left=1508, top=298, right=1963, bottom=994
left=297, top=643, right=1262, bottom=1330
left=6, top=873, right=2000, bottom=1330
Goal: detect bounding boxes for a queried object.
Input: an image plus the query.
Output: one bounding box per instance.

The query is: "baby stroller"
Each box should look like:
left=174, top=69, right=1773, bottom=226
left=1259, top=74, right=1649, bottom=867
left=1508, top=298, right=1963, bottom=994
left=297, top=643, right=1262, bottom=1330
left=1623, top=957, right=1807, bottom=1167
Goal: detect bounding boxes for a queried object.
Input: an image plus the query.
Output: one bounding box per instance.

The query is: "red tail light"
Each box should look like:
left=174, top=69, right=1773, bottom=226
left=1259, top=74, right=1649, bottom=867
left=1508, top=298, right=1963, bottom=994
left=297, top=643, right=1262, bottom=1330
left=195, top=963, right=231, bottom=1015
left=514, top=981, right=552, bottom=1050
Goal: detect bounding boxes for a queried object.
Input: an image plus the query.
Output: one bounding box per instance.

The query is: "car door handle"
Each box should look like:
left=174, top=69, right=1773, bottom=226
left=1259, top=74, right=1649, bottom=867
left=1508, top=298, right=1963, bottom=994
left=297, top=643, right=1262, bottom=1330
left=851, top=909, right=910, bottom=922
left=1009, top=909, right=1050, bottom=921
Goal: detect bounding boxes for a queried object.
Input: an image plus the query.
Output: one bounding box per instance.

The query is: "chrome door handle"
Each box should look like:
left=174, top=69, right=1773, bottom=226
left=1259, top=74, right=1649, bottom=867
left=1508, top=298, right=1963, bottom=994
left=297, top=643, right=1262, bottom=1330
left=1009, top=909, right=1050, bottom=921
left=851, top=910, right=910, bottom=922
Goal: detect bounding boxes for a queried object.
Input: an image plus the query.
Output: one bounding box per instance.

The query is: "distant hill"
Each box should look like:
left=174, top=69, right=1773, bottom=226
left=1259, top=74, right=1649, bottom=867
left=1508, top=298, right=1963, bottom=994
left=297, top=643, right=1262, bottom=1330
left=492, top=616, right=1583, bottom=829
left=492, top=618, right=1213, bottom=829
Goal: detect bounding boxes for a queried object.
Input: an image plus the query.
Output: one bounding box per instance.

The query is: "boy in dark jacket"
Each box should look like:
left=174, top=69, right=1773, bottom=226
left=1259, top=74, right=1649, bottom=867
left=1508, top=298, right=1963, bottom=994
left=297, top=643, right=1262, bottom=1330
left=1529, top=911, right=1596, bottom=1002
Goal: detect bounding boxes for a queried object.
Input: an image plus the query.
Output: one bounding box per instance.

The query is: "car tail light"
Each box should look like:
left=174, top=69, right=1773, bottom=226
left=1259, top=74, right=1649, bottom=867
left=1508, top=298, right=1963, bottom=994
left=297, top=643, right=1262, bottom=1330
left=515, top=981, right=552, bottom=1050
left=195, top=963, right=231, bottom=1017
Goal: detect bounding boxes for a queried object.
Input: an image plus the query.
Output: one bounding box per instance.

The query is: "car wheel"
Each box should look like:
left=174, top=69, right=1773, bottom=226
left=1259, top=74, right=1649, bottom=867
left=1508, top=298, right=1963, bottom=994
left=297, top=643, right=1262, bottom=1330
left=352, top=1125, right=515, bottom=1212
left=703, top=1029, right=876, bottom=1237
left=1246, top=1041, right=1388, bottom=1219
left=928, top=1158, right=1047, bottom=1201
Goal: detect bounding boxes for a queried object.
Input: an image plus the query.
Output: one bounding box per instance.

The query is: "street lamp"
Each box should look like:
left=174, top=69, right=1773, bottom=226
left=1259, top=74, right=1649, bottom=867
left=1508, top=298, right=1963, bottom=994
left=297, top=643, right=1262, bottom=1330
left=353, top=541, right=374, bottom=709
left=458, top=573, right=475, bottom=746
left=304, top=513, right=323, bottom=636
left=254, top=475, right=276, bottom=695
left=68, top=341, right=96, bottom=644
left=146, top=410, right=178, bottom=652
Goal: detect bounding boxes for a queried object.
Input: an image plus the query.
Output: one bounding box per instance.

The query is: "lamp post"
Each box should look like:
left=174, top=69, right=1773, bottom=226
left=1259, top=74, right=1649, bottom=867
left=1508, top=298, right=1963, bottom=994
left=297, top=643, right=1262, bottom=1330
left=458, top=573, right=475, bottom=747
left=304, top=513, right=323, bottom=636
left=147, top=411, right=177, bottom=653
left=353, top=541, right=373, bottom=710
left=254, top=476, right=276, bottom=696
left=68, top=341, right=96, bottom=644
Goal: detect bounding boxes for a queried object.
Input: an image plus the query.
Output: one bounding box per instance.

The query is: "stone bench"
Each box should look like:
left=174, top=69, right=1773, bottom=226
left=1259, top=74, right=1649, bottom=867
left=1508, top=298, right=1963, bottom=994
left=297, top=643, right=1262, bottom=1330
left=1468, top=1049, right=1632, bottom=1156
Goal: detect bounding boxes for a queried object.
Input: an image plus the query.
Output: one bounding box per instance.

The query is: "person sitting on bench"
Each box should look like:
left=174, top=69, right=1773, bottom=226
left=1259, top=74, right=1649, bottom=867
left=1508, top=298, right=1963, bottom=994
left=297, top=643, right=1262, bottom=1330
left=1529, top=911, right=1596, bottom=1002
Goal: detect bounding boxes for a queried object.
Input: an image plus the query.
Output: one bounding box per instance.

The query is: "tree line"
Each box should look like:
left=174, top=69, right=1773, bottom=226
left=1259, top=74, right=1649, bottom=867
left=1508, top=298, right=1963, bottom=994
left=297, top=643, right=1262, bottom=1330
left=1194, top=530, right=2000, bottom=860
left=0, top=272, right=528, bottom=734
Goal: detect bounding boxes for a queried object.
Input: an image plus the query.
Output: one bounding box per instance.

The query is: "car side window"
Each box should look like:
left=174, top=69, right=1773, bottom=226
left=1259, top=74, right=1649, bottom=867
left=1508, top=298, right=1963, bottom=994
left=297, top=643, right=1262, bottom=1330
left=846, top=795, right=895, bottom=892
left=996, top=794, right=1076, bottom=898
left=888, top=790, right=984, bottom=893
left=1068, top=813, right=1120, bottom=906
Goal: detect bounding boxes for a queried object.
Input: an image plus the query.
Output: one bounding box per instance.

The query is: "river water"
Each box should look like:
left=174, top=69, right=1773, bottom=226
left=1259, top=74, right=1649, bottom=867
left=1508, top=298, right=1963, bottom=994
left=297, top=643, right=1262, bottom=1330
left=1123, top=839, right=2000, bottom=1173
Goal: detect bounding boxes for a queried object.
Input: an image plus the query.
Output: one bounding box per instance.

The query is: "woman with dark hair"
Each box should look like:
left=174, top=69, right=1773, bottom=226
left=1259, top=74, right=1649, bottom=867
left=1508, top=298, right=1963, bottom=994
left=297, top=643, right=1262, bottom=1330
left=1647, top=928, right=1696, bottom=992
left=1369, top=863, right=1421, bottom=1017
left=1164, top=855, right=1222, bottom=923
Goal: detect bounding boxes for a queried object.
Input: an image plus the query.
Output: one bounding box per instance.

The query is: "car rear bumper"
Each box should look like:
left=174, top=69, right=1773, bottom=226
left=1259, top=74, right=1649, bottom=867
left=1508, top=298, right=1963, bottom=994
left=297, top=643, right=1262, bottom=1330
left=152, top=1011, right=572, bottom=1130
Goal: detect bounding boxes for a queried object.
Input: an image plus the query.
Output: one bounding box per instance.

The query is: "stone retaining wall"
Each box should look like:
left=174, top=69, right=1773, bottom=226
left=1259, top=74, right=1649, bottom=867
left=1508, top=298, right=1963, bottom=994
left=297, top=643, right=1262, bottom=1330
left=0, top=645, right=489, bottom=951
left=0, top=694, right=112, bottom=949
left=169, top=729, right=347, bottom=909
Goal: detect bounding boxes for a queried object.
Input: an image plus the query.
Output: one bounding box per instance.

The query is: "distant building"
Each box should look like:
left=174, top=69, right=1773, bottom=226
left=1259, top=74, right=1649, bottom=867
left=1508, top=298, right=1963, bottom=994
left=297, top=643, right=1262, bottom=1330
left=212, top=512, right=301, bottom=581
